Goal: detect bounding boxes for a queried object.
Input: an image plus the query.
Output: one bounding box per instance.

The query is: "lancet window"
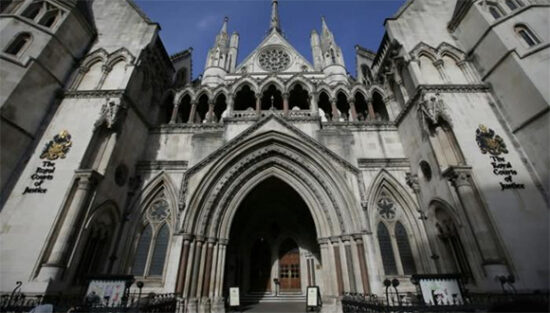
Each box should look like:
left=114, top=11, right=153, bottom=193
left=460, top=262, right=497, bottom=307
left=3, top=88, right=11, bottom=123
left=131, top=198, right=171, bottom=278
left=376, top=191, right=417, bottom=276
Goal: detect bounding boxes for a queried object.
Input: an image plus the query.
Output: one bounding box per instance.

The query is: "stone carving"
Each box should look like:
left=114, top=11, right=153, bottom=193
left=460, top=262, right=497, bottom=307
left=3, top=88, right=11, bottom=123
left=377, top=192, right=396, bottom=220
left=95, top=98, right=126, bottom=130
left=148, top=199, right=170, bottom=222
left=40, top=130, right=73, bottom=160
left=259, top=47, right=291, bottom=72
left=419, top=92, right=452, bottom=129
left=475, top=124, right=508, bottom=156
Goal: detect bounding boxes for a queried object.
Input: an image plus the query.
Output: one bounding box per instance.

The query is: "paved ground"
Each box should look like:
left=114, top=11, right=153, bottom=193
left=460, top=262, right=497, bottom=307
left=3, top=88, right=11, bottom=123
left=229, top=302, right=307, bottom=312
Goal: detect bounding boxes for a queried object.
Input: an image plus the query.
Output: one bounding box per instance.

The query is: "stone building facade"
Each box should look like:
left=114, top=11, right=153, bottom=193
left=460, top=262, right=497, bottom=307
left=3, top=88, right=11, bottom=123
left=0, top=1, right=548, bottom=313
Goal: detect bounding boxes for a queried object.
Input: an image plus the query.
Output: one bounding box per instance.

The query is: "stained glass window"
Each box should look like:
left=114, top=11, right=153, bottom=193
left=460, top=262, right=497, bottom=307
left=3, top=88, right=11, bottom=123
left=378, top=222, right=397, bottom=275
left=132, top=226, right=151, bottom=276
left=395, top=222, right=417, bottom=275
left=149, top=224, right=169, bottom=276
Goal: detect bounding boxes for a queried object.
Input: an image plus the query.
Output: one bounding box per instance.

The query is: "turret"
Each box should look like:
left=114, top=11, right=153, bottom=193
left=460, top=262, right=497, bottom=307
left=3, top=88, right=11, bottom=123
left=310, top=29, right=322, bottom=71
left=202, top=17, right=234, bottom=86
left=317, top=16, right=347, bottom=84
left=228, top=32, right=239, bottom=73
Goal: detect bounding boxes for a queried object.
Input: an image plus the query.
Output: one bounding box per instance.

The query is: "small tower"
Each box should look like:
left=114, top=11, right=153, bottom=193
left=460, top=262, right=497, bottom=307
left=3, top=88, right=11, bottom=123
left=202, top=17, right=238, bottom=86
left=310, top=29, right=322, bottom=71
left=317, top=16, right=347, bottom=84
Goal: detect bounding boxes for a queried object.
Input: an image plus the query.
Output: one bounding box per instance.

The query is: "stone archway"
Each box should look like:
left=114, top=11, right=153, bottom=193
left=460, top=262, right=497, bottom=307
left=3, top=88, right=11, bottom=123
left=224, top=177, right=319, bottom=301
left=174, top=123, right=369, bottom=313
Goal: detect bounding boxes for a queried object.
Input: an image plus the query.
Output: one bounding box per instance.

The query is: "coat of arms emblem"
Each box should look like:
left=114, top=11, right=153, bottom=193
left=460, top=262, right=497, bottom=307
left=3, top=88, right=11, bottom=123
left=475, top=124, right=508, bottom=155
left=40, top=130, right=73, bottom=160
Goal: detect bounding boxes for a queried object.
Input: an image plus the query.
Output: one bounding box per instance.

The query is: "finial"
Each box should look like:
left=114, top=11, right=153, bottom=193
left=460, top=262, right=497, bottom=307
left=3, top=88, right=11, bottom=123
left=269, top=0, right=281, bottom=33
left=220, top=16, right=228, bottom=33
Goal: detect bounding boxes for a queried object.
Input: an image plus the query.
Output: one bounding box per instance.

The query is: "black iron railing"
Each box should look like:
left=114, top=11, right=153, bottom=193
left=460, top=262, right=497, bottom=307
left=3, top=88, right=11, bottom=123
left=342, top=292, right=549, bottom=313
left=0, top=292, right=178, bottom=313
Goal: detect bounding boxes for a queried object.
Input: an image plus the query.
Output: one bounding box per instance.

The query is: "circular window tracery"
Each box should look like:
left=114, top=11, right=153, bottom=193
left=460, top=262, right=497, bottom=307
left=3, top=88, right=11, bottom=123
left=377, top=193, right=396, bottom=220
left=148, top=199, right=169, bottom=222
left=258, top=47, right=291, bottom=72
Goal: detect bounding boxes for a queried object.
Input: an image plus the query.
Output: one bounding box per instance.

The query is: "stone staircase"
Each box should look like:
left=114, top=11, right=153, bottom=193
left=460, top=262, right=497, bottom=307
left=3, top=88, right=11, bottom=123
left=242, top=292, right=305, bottom=303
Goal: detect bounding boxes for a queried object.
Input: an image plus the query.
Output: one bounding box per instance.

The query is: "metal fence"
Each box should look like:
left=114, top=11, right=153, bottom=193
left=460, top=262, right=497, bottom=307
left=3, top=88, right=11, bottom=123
left=0, top=292, right=178, bottom=313
left=342, top=292, right=549, bottom=313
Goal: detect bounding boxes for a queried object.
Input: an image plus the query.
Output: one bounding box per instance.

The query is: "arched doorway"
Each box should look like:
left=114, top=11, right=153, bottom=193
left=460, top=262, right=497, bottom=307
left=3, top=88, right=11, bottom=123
left=225, top=177, right=319, bottom=299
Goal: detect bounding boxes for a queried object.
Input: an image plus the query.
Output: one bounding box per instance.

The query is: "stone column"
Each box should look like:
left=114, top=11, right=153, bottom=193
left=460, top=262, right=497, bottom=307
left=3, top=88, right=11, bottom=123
left=208, top=241, right=219, bottom=298
left=353, top=234, right=370, bottom=294
left=202, top=239, right=216, bottom=297
left=457, top=60, right=477, bottom=83
left=283, top=92, right=289, bottom=116
left=407, top=58, right=423, bottom=86
left=366, top=98, right=375, bottom=121
left=318, top=238, right=334, bottom=296
left=433, top=59, right=449, bottom=83
left=255, top=93, right=261, bottom=117
left=215, top=239, right=228, bottom=297
left=207, top=99, right=215, bottom=123
left=227, top=94, right=234, bottom=117
left=189, top=237, right=204, bottom=298
left=342, top=235, right=356, bottom=293
left=443, top=166, right=507, bottom=276
left=169, top=98, right=179, bottom=124
left=196, top=237, right=209, bottom=298
left=183, top=240, right=196, bottom=298
left=176, top=234, right=194, bottom=294
left=188, top=100, right=198, bottom=124
left=348, top=98, right=358, bottom=122
left=395, top=78, right=409, bottom=103
left=330, top=237, right=344, bottom=295
left=310, top=92, right=318, bottom=116
left=39, top=170, right=102, bottom=281
left=330, top=98, right=339, bottom=121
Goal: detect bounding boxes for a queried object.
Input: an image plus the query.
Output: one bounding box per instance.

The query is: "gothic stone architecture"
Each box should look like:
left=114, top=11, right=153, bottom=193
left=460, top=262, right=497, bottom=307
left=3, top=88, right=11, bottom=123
left=0, top=0, right=548, bottom=312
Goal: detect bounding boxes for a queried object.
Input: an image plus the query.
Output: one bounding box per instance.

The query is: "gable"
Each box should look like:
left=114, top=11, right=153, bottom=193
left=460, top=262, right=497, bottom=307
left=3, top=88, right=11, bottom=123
left=235, top=32, right=314, bottom=74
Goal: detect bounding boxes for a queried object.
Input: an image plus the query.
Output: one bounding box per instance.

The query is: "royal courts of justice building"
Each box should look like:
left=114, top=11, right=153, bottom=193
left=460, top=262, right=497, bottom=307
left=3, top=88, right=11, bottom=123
left=0, top=0, right=548, bottom=312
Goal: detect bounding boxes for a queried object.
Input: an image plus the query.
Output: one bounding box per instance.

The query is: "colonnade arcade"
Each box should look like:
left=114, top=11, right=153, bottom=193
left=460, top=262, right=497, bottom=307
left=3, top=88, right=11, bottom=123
left=161, top=79, right=391, bottom=125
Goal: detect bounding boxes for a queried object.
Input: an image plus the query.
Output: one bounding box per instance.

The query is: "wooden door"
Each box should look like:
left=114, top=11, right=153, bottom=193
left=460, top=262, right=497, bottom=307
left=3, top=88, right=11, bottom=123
left=279, top=239, right=301, bottom=291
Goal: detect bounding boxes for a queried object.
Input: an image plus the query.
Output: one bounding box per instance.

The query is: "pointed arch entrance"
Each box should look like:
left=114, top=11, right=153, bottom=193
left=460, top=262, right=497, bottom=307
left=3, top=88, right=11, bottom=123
left=225, top=177, right=318, bottom=297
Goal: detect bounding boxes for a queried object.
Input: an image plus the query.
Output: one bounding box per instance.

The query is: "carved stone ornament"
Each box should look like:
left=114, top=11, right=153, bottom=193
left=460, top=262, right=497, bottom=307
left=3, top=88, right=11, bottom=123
left=418, top=92, right=452, bottom=134
left=258, top=46, right=291, bottom=72
left=40, top=130, right=73, bottom=160
left=94, top=98, right=125, bottom=130
left=475, top=124, right=508, bottom=156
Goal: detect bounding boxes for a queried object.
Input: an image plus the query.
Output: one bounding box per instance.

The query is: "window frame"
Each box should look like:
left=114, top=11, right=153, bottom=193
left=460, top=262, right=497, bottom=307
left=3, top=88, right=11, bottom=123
left=374, top=192, right=420, bottom=278
left=514, top=24, right=541, bottom=48
left=3, top=32, right=32, bottom=58
left=129, top=198, right=172, bottom=281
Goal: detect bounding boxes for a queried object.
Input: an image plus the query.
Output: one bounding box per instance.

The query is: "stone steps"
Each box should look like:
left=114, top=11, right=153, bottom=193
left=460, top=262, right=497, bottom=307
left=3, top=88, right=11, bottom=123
left=242, top=293, right=306, bottom=303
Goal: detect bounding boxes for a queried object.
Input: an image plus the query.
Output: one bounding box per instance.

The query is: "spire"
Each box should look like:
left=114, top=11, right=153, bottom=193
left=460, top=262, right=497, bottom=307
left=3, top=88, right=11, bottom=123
left=269, top=0, right=281, bottom=33
left=321, top=16, right=328, bottom=32
left=220, top=16, right=228, bottom=34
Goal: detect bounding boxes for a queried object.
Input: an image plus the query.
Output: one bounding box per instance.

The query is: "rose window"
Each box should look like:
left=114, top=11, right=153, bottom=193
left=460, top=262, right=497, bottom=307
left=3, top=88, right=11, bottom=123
left=258, top=48, right=291, bottom=72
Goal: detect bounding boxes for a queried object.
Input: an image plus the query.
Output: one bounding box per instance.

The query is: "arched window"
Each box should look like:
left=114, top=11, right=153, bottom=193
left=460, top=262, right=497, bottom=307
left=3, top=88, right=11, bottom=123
left=372, top=92, right=389, bottom=121
left=1, top=0, right=23, bottom=14
left=132, top=226, right=152, bottom=276
left=376, top=191, right=418, bottom=276
left=377, top=222, right=398, bottom=275
left=131, top=198, right=171, bottom=278
left=4, top=33, right=31, bottom=57
left=149, top=224, right=169, bottom=276
left=514, top=24, right=541, bottom=47
left=38, top=7, right=60, bottom=28
left=21, top=1, right=43, bottom=20
left=395, top=222, right=416, bottom=275
left=506, top=0, right=518, bottom=10
left=488, top=4, right=505, bottom=19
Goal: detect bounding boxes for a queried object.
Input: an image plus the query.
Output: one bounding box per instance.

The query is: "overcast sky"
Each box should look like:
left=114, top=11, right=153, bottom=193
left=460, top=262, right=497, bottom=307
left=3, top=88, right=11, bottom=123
left=134, top=0, right=406, bottom=79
